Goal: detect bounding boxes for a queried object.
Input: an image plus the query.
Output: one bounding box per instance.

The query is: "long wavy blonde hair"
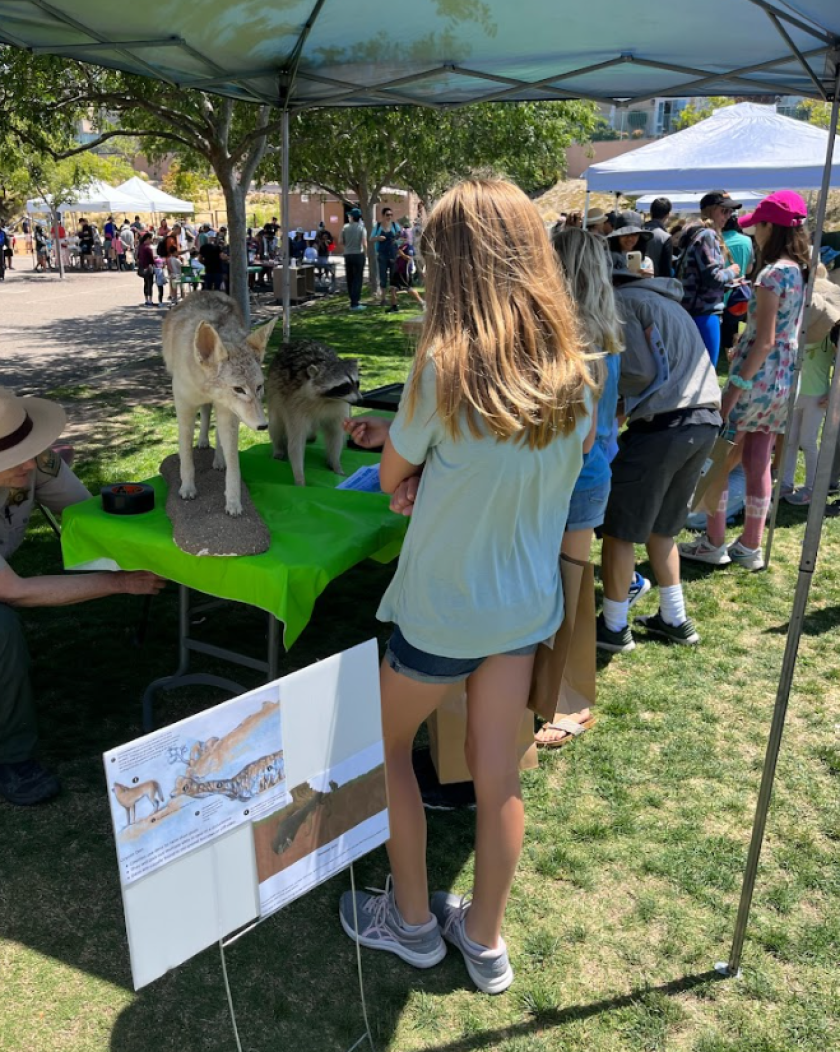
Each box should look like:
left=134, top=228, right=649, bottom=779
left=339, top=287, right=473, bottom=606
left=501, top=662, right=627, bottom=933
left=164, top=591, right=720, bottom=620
left=551, top=226, right=623, bottom=356
left=406, top=179, right=596, bottom=449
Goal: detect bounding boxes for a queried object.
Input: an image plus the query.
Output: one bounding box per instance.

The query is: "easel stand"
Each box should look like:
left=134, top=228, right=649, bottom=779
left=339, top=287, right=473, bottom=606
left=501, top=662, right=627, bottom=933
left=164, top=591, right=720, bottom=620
left=142, top=584, right=282, bottom=731
left=218, top=864, right=375, bottom=1052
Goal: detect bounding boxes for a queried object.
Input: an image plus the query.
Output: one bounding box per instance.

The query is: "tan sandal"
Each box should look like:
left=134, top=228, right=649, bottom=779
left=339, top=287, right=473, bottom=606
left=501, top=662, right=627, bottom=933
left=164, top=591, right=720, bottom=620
left=535, top=709, right=596, bottom=749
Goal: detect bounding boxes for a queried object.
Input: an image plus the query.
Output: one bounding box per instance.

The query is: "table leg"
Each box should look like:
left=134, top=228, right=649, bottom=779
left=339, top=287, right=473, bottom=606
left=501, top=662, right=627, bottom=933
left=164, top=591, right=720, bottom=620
left=141, top=585, right=285, bottom=732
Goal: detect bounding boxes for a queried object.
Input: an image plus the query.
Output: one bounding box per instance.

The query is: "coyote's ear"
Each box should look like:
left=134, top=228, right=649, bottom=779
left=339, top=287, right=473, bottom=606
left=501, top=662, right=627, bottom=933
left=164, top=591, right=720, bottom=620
left=246, top=318, right=278, bottom=362
left=194, top=322, right=228, bottom=367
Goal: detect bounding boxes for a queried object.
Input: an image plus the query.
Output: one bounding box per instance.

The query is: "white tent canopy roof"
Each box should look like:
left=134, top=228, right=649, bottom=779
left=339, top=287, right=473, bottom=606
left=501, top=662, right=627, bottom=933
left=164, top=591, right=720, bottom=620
left=586, top=102, right=840, bottom=193
left=634, top=190, right=767, bottom=213
left=0, top=2, right=837, bottom=108
left=114, top=176, right=194, bottom=214
left=25, top=179, right=147, bottom=215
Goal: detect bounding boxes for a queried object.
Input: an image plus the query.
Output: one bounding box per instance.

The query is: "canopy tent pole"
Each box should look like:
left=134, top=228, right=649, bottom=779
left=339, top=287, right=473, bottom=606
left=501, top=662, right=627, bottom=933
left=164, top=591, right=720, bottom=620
left=583, top=190, right=591, bottom=226
left=764, top=66, right=840, bottom=569
left=281, top=107, right=291, bottom=342
left=723, top=62, right=840, bottom=977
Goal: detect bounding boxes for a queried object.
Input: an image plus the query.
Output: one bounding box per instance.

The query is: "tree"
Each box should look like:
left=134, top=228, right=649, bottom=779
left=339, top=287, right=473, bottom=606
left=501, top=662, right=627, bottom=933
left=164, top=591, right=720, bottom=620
left=795, top=100, right=832, bottom=129
left=161, top=162, right=219, bottom=206
left=0, top=48, right=291, bottom=320
left=672, top=96, right=735, bottom=131
left=285, top=101, right=597, bottom=292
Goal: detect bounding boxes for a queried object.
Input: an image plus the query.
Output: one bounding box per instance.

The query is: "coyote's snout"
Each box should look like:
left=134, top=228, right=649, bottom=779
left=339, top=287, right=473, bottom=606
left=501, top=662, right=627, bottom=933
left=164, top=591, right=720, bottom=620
left=162, top=292, right=277, bottom=516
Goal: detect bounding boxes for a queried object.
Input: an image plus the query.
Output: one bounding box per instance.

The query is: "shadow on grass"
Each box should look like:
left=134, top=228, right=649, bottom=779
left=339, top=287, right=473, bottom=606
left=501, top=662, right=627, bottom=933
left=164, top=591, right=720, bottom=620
left=413, top=969, right=729, bottom=1052
left=763, top=604, right=840, bottom=637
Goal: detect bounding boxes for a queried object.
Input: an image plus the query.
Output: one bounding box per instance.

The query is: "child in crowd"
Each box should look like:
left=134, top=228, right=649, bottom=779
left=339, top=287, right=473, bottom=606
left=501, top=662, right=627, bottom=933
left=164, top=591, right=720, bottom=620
left=153, top=256, right=167, bottom=304
left=781, top=315, right=839, bottom=505
left=339, top=179, right=597, bottom=994
left=391, top=238, right=425, bottom=309
left=681, top=191, right=810, bottom=570
left=166, top=245, right=184, bottom=303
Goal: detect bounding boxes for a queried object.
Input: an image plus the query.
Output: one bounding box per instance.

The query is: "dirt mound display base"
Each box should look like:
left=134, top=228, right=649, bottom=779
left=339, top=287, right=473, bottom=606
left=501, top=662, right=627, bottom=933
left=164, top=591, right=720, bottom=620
left=161, top=448, right=270, bottom=556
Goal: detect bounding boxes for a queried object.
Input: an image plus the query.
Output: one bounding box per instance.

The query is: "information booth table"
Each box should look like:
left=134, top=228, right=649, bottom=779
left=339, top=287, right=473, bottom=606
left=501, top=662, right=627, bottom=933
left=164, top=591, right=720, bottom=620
left=61, top=440, right=406, bottom=730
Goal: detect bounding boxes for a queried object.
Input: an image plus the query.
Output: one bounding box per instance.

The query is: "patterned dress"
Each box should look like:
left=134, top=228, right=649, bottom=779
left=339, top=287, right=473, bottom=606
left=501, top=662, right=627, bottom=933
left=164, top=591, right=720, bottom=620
left=727, top=259, right=805, bottom=434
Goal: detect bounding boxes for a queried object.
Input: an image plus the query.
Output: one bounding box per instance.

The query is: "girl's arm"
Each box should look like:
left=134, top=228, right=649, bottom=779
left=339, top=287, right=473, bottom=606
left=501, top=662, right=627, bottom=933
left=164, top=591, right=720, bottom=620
left=583, top=405, right=598, bottom=454
left=379, top=435, right=424, bottom=495
left=735, top=285, right=779, bottom=381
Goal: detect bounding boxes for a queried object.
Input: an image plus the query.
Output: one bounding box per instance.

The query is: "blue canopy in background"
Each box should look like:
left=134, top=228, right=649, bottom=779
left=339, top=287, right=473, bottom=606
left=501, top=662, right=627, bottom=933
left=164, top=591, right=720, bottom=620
left=0, top=1, right=837, bottom=107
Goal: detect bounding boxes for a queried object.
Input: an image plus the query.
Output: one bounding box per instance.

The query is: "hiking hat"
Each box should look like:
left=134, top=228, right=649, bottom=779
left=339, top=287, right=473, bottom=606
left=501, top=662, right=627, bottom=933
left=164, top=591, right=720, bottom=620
left=0, top=387, right=66, bottom=472
left=607, top=211, right=653, bottom=245
left=700, top=191, right=743, bottom=211
left=739, top=190, right=808, bottom=229
left=584, top=207, right=609, bottom=228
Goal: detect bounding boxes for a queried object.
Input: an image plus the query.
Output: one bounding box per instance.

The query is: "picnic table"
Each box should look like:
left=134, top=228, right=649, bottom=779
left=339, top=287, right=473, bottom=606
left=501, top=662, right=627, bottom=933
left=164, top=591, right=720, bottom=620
left=61, top=439, right=406, bottom=728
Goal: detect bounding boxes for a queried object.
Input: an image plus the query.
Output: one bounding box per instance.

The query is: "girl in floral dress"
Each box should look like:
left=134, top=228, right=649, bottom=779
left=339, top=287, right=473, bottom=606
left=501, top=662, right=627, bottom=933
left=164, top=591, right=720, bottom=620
left=681, top=191, right=810, bottom=571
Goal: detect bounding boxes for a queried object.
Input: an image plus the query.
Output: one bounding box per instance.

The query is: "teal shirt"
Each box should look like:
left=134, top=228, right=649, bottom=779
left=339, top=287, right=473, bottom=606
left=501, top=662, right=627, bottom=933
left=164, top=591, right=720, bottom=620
left=377, top=360, right=592, bottom=658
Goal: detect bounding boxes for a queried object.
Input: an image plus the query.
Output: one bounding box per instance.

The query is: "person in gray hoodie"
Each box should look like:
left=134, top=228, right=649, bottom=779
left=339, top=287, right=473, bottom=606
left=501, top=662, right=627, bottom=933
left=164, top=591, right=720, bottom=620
left=598, top=259, right=722, bottom=653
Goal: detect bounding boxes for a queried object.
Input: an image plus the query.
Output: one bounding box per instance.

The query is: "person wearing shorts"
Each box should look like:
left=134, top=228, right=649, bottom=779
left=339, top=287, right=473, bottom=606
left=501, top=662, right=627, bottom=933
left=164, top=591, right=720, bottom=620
left=598, top=257, right=721, bottom=653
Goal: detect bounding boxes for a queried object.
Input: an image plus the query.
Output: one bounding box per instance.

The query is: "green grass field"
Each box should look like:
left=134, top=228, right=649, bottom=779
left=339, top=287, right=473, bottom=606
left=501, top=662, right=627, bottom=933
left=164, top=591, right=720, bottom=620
left=1, top=291, right=838, bottom=1052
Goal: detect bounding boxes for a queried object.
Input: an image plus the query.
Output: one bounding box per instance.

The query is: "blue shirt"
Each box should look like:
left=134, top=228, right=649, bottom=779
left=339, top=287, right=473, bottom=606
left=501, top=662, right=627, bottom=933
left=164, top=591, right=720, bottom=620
left=574, top=351, right=621, bottom=490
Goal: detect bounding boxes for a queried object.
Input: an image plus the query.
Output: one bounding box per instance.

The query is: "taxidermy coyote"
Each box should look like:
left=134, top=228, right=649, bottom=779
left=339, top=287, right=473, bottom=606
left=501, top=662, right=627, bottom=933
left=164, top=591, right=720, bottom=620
left=112, top=780, right=165, bottom=827
left=162, top=292, right=277, bottom=516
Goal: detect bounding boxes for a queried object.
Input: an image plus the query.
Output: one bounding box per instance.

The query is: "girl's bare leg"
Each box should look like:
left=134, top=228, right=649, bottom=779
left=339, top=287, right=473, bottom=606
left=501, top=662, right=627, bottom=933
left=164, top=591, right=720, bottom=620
left=381, top=660, right=454, bottom=925
left=463, top=652, right=534, bottom=949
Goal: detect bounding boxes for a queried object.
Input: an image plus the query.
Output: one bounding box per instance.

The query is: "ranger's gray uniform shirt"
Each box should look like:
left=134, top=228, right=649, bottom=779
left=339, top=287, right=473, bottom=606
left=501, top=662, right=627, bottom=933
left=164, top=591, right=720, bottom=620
left=0, top=451, right=90, bottom=569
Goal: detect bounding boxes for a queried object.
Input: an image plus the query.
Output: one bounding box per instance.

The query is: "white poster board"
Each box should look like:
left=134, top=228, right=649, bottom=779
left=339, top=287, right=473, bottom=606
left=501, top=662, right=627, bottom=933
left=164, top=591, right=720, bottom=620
left=105, top=640, right=385, bottom=990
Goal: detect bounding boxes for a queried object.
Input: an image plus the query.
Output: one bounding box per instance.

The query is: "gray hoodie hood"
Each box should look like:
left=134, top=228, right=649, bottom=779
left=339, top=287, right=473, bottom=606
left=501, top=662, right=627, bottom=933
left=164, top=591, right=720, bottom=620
left=617, top=276, right=685, bottom=304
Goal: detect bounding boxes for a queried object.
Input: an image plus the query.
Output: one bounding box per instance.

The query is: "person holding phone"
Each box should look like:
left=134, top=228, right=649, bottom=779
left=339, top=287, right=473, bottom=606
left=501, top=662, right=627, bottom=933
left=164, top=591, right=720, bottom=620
left=606, top=212, right=654, bottom=275
left=372, top=206, right=401, bottom=310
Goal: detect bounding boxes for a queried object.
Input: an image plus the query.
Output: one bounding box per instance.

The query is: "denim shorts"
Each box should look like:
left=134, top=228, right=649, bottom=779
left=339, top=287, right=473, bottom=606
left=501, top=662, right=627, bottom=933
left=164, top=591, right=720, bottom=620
left=385, top=626, right=539, bottom=685
left=566, top=477, right=611, bottom=532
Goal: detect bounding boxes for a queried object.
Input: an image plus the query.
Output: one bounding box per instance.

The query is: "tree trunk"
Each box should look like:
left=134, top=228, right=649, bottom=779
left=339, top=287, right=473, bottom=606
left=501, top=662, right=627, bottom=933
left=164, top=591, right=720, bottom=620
left=362, top=193, right=379, bottom=300
left=221, top=177, right=249, bottom=324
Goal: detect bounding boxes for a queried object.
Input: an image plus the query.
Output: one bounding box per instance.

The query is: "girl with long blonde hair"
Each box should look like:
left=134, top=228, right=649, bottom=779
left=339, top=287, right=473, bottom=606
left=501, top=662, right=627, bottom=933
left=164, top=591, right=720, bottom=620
left=341, top=179, right=597, bottom=994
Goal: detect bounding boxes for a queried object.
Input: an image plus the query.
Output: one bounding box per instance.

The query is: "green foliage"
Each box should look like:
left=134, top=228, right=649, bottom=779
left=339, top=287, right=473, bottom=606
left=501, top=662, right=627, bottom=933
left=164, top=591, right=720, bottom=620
left=672, top=96, right=735, bottom=131
left=795, top=100, right=832, bottom=128
left=161, top=161, right=218, bottom=205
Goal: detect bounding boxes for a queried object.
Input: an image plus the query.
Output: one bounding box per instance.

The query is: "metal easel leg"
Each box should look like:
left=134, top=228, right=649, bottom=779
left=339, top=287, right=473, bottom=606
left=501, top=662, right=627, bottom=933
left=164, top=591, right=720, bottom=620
left=724, top=315, right=840, bottom=977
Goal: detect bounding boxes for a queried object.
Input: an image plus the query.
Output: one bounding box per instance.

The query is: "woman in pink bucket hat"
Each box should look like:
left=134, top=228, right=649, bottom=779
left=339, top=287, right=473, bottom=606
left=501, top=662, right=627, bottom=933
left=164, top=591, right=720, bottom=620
left=681, top=191, right=810, bottom=571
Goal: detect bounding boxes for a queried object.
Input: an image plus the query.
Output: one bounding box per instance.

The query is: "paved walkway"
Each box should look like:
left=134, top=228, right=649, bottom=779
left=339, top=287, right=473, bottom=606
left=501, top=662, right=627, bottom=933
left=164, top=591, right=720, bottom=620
left=0, top=265, right=287, bottom=439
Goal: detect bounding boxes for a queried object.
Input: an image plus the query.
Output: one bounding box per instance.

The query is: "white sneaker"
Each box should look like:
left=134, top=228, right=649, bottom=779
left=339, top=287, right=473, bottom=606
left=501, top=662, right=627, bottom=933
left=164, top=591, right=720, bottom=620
left=679, top=534, right=731, bottom=566
left=728, top=540, right=764, bottom=571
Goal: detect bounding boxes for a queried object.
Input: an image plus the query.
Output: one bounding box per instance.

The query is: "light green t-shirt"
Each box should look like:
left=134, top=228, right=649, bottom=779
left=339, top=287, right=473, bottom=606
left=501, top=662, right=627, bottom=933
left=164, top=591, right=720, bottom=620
left=376, top=360, right=592, bottom=659
left=800, top=335, right=835, bottom=398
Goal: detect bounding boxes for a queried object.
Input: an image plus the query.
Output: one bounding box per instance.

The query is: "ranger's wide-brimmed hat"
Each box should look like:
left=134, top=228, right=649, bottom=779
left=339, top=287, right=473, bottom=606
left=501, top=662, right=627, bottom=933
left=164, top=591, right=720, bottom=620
left=0, top=387, right=66, bottom=473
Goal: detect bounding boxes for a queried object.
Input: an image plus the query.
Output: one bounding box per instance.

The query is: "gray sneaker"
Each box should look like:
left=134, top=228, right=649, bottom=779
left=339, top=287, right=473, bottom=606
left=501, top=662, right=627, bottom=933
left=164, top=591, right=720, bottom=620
left=430, top=891, right=514, bottom=994
left=339, top=876, right=446, bottom=969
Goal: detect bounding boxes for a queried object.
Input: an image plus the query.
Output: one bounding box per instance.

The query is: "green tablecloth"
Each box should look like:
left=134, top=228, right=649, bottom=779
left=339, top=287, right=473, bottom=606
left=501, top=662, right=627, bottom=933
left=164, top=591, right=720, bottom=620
left=60, top=441, right=406, bottom=648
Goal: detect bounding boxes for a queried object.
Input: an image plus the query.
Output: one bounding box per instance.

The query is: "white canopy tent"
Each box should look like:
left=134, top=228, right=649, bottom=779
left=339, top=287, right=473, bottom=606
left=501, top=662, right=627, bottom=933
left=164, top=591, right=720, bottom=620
left=587, top=102, right=840, bottom=193
left=114, top=176, right=194, bottom=214
left=634, top=190, right=766, bottom=213
left=26, top=179, right=147, bottom=216
left=1, top=0, right=839, bottom=1005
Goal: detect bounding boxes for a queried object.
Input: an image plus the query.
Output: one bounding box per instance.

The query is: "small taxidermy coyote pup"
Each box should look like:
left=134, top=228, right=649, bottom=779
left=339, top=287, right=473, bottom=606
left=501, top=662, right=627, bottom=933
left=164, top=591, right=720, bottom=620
left=112, top=780, right=165, bottom=827
left=162, top=292, right=277, bottom=516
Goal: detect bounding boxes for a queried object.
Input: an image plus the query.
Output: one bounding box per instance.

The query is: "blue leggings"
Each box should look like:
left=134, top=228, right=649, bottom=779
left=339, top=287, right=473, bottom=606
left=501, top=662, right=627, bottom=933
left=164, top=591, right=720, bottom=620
left=692, top=313, right=721, bottom=369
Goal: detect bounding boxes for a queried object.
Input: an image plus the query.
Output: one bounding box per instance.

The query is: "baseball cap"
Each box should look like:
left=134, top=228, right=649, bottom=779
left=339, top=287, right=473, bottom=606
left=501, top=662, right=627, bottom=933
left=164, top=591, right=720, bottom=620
left=349, top=208, right=362, bottom=219
left=739, top=190, right=808, bottom=230
left=700, top=191, right=743, bottom=211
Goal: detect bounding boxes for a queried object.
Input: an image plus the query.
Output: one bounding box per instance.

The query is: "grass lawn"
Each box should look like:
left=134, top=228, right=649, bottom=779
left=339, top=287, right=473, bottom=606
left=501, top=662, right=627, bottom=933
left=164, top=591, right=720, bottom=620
left=1, top=289, right=839, bottom=1052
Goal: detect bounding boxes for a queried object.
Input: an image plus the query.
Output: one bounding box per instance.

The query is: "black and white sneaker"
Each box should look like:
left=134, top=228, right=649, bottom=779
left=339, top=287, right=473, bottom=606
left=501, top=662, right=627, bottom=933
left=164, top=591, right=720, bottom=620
left=634, top=611, right=700, bottom=645
left=596, top=613, right=635, bottom=653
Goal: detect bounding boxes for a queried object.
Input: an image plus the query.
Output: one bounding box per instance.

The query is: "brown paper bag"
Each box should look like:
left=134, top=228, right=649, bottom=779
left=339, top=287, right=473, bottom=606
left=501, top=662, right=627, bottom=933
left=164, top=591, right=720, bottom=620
left=427, top=687, right=537, bottom=785
left=691, top=433, right=737, bottom=514
left=528, top=556, right=597, bottom=723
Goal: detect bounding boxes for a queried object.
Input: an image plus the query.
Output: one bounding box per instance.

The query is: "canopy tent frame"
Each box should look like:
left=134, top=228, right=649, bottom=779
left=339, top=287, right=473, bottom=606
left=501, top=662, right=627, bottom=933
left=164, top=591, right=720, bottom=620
left=3, top=0, right=840, bottom=1014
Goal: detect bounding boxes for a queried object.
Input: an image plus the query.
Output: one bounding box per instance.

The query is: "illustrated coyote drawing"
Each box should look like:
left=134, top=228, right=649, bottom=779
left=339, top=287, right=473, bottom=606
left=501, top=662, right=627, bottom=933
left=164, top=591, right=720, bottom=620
left=170, top=750, right=284, bottom=803
left=162, top=292, right=277, bottom=516
left=112, top=780, right=165, bottom=827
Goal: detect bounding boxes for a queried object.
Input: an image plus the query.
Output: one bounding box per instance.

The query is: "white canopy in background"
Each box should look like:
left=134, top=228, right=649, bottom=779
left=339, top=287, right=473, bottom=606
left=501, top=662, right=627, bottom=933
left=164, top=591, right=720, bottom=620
left=634, top=190, right=766, bottom=214
left=586, top=103, right=840, bottom=194
left=26, top=179, right=147, bottom=216
left=114, top=176, right=195, bottom=214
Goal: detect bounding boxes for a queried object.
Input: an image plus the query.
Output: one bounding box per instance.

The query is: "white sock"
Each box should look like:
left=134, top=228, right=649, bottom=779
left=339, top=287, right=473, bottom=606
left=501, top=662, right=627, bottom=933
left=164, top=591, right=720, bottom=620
left=603, top=597, right=629, bottom=632
left=659, top=584, right=687, bottom=627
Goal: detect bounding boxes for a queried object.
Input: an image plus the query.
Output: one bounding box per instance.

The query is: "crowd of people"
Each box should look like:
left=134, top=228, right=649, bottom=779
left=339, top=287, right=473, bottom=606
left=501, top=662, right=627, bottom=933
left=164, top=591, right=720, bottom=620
left=339, top=206, right=424, bottom=311
left=1, top=176, right=837, bottom=1000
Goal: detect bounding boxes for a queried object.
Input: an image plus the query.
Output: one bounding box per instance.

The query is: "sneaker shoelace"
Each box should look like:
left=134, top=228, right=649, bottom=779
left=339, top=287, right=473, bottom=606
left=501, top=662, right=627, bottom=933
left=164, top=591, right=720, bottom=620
left=359, top=877, right=397, bottom=939
left=442, top=891, right=472, bottom=940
